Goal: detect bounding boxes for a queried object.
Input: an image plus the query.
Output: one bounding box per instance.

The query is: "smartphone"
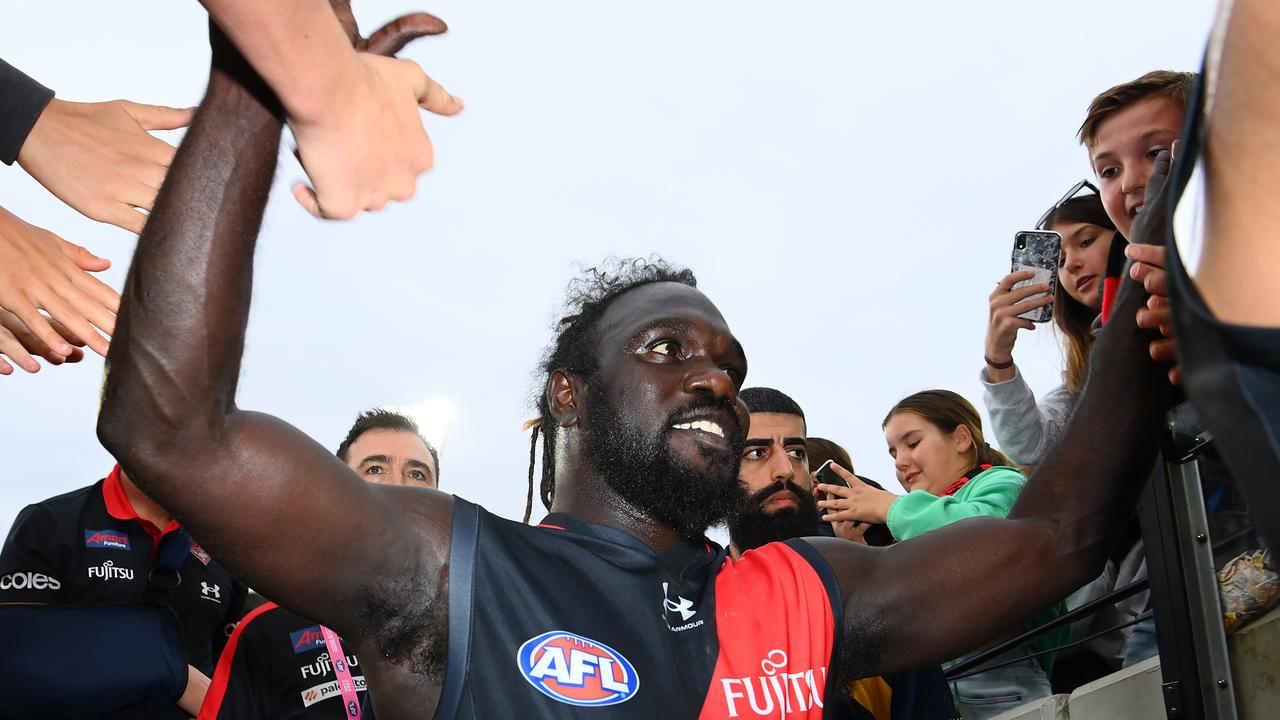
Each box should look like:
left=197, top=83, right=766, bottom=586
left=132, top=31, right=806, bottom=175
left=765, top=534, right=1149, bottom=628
left=815, top=459, right=850, bottom=488
left=1011, top=230, right=1062, bottom=323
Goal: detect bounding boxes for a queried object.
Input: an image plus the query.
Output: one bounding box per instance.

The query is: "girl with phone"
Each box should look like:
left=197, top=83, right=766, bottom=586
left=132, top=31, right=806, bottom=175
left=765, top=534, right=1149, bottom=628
left=817, top=389, right=1067, bottom=720
left=982, top=191, right=1118, bottom=465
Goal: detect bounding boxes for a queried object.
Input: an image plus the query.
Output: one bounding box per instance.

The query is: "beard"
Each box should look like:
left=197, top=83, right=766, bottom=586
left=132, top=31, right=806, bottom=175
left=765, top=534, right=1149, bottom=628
left=582, top=384, right=747, bottom=543
left=727, top=479, right=822, bottom=553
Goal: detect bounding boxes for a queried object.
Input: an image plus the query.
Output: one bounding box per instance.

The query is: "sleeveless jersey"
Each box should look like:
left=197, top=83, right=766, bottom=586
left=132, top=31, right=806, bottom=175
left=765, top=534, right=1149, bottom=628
left=434, top=499, right=842, bottom=719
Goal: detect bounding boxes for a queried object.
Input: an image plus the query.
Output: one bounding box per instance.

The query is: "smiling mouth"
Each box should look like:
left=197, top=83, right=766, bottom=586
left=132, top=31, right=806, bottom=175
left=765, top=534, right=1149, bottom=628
left=1130, top=204, right=1144, bottom=219
left=1076, top=275, right=1096, bottom=292
left=904, top=471, right=921, bottom=486
left=671, top=419, right=725, bottom=438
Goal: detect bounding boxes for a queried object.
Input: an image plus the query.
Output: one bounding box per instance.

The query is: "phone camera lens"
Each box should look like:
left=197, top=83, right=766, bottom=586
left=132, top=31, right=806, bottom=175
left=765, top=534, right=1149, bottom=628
left=1016, top=238, right=1026, bottom=249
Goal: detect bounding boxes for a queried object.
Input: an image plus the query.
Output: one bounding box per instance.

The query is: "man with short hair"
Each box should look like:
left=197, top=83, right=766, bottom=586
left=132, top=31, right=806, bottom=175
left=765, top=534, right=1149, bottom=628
left=729, top=387, right=957, bottom=720
left=337, top=408, right=440, bottom=488
left=198, top=408, right=439, bottom=718
left=97, top=12, right=1175, bottom=719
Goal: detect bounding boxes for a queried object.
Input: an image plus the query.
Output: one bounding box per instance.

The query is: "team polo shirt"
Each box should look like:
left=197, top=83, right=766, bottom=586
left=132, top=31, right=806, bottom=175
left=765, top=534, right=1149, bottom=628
left=0, top=466, right=246, bottom=718
left=197, top=599, right=366, bottom=719
left=435, top=499, right=842, bottom=719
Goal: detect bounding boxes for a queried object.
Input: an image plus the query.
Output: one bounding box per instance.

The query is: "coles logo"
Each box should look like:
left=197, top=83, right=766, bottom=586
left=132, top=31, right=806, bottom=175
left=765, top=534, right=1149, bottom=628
left=516, top=631, right=639, bottom=707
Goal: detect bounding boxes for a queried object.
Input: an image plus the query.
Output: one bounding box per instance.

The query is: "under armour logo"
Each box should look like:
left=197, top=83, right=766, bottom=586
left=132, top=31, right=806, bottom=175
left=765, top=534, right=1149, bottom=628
left=662, top=581, right=696, bottom=621
left=200, top=581, right=221, bottom=602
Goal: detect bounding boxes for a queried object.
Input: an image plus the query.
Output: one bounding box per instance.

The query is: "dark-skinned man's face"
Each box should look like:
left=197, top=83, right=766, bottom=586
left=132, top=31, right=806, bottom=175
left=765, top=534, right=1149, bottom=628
left=579, top=282, right=751, bottom=541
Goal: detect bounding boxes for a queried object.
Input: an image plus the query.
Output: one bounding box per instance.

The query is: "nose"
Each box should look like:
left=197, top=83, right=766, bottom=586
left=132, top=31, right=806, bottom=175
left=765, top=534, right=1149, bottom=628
left=1120, top=167, right=1145, bottom=200
left=894, top=451, right=910, bottom=475
left=683, top=360, right=736, bottom=401
left=1062, top=247, right=1082, bottom=273
left=766, top=447, right=795, bottom=484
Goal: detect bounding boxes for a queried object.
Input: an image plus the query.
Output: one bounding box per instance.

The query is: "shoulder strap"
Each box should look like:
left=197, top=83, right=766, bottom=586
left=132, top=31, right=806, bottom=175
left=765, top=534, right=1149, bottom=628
left=432, top=498, right=480, bottom=720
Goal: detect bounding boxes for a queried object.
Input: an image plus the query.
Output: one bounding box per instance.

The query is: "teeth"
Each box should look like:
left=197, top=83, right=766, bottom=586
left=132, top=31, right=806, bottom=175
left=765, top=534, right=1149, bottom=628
left=1133, top=205, right=1144, bottom=216
left=672, top=420, right=725, bottom=438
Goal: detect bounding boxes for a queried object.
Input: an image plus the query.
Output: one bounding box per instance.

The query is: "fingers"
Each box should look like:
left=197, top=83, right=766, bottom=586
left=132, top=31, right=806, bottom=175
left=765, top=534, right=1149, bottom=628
left=365, top=13, right=448, bottom=57
left=36, top=290, right=110, bottom=357
left=815, top=483, right=855, bottom=500
left=107, top=205, right=148, bottom=235
left=11, top=306, right=74, bottom=359
left=1149, top=337, right=1177, bottom=363
left=56, top=237, right=111, bottom=273
left=827, top=462, right=858, bottom=484
left=1125, top=243, right=1167, bottom=270
left=0, top=324, right=41, bottom=373
left=996, top=270, right=1037, bottom=293
left=992, top=281, right=1051, bottom=306
left=412, top=68, right=465, bottom=116
left=126, top=102, right=197, bottom=132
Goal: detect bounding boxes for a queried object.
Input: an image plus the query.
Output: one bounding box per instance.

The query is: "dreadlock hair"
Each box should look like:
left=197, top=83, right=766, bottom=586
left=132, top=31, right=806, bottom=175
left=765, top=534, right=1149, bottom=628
left=522, top=257, right=699, bottom=523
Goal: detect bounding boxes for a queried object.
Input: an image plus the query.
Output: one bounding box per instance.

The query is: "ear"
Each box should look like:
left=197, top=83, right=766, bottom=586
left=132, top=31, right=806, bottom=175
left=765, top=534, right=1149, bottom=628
left=952, top=424, right=975, bottom=456
left=546, top=370, right=583, bottom=428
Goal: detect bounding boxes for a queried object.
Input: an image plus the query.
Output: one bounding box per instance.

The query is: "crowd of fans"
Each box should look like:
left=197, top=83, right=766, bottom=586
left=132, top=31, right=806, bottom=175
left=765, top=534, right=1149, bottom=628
left=2, top=1, right=1277, bottom=719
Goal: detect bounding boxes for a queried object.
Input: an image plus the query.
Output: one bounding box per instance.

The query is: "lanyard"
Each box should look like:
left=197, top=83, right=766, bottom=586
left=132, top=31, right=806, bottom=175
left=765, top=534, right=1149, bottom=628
left=940, top=465, right=992, bottom=498
left=320, top=625, right=362, bottom=719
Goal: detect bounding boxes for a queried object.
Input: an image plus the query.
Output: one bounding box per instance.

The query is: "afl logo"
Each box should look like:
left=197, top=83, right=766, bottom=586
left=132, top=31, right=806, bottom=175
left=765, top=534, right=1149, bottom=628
left=516, top=631, right=639, bottom=707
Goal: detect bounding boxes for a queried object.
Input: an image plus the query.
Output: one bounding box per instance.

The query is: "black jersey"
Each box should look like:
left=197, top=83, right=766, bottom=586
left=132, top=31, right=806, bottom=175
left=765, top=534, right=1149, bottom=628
left=435, top=499, right=842, bottom=719
left=0, top=466, right=246, bottom=719
left=198, top=600, right=366, bottom=719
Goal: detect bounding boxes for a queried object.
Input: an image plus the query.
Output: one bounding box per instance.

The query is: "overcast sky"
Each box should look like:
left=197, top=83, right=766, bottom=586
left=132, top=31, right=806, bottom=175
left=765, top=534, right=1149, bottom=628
left=0, top=1, right=1215, bottom=537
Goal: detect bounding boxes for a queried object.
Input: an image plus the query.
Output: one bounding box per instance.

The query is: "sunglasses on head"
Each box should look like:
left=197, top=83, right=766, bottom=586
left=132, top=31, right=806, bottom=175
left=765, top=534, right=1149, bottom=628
left=1035, top=179, right=1099, bottom=230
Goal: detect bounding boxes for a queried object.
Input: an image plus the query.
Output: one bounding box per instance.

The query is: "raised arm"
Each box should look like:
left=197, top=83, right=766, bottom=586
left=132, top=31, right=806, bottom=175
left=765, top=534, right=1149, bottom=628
left=96, top=14, right=453, bottom=652
left=818, top=155, right=1174, bottom=678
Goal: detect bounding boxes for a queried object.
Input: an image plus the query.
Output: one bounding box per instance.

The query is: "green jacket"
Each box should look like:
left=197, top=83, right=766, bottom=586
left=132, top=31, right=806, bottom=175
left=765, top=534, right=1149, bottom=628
left=887, top=465, right=1026, bottom=541
left=886, top=465, right=1069, bottom=671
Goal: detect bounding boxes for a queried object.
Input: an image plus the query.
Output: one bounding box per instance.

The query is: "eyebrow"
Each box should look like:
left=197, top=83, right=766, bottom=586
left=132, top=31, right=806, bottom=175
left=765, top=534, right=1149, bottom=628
left=893, top=430, right=922, bottom=445
left=1092, top=128, right=1177, bottom=165
left=743, top=437, right=807, bottom=448
left=405, top=459, right=433, bottom=474
left=358, top=455, right=391, bottom=465
left=629, top=318, right=695, bottom=340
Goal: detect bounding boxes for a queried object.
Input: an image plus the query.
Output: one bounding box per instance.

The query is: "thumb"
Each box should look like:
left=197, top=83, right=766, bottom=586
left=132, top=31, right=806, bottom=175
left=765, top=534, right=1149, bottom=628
left=127, top=102, right=197, bottom=131
left=415, top=71, right=465, bottom=116
left=56, top=237, right=111, bottom=272
left=292, top=183, right=324, bottom=219
left=365, top=13, right=448, bottom=57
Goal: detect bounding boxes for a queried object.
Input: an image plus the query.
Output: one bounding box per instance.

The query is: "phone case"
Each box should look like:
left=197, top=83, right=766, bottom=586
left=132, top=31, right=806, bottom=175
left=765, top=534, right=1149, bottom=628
left=1011, top=230, right=1062, bottom=323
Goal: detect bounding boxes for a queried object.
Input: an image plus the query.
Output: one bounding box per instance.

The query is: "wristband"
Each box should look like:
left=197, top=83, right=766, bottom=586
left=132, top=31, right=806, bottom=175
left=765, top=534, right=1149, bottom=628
left=985, top=355, right=1015, bottom=370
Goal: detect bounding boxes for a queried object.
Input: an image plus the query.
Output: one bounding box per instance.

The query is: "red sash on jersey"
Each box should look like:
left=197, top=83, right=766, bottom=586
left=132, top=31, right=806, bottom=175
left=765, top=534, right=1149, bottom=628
left=699, top=543, right=835, bottom=719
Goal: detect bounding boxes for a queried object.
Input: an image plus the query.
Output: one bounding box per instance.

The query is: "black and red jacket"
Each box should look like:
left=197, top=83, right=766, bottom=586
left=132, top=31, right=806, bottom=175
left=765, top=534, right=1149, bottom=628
left=0, top=465, right=246, bottom=719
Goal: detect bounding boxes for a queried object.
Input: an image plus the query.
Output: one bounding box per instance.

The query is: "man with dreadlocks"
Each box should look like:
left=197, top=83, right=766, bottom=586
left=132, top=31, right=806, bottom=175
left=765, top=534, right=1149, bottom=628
left=97, top=3, right=1183, bottom=719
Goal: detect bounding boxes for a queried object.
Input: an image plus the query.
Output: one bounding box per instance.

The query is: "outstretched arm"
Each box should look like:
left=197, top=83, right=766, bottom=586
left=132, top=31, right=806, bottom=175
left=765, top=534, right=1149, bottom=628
left=818, top=156, right=1174, bottom=678
left=97, top=16, right=453, bottom=655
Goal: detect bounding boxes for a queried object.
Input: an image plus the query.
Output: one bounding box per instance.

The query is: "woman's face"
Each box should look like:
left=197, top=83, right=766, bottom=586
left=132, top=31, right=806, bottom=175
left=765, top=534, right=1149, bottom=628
left=1054, top=221, right=1116, bottom=312
left=884, top=411, right=973, bottom=495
